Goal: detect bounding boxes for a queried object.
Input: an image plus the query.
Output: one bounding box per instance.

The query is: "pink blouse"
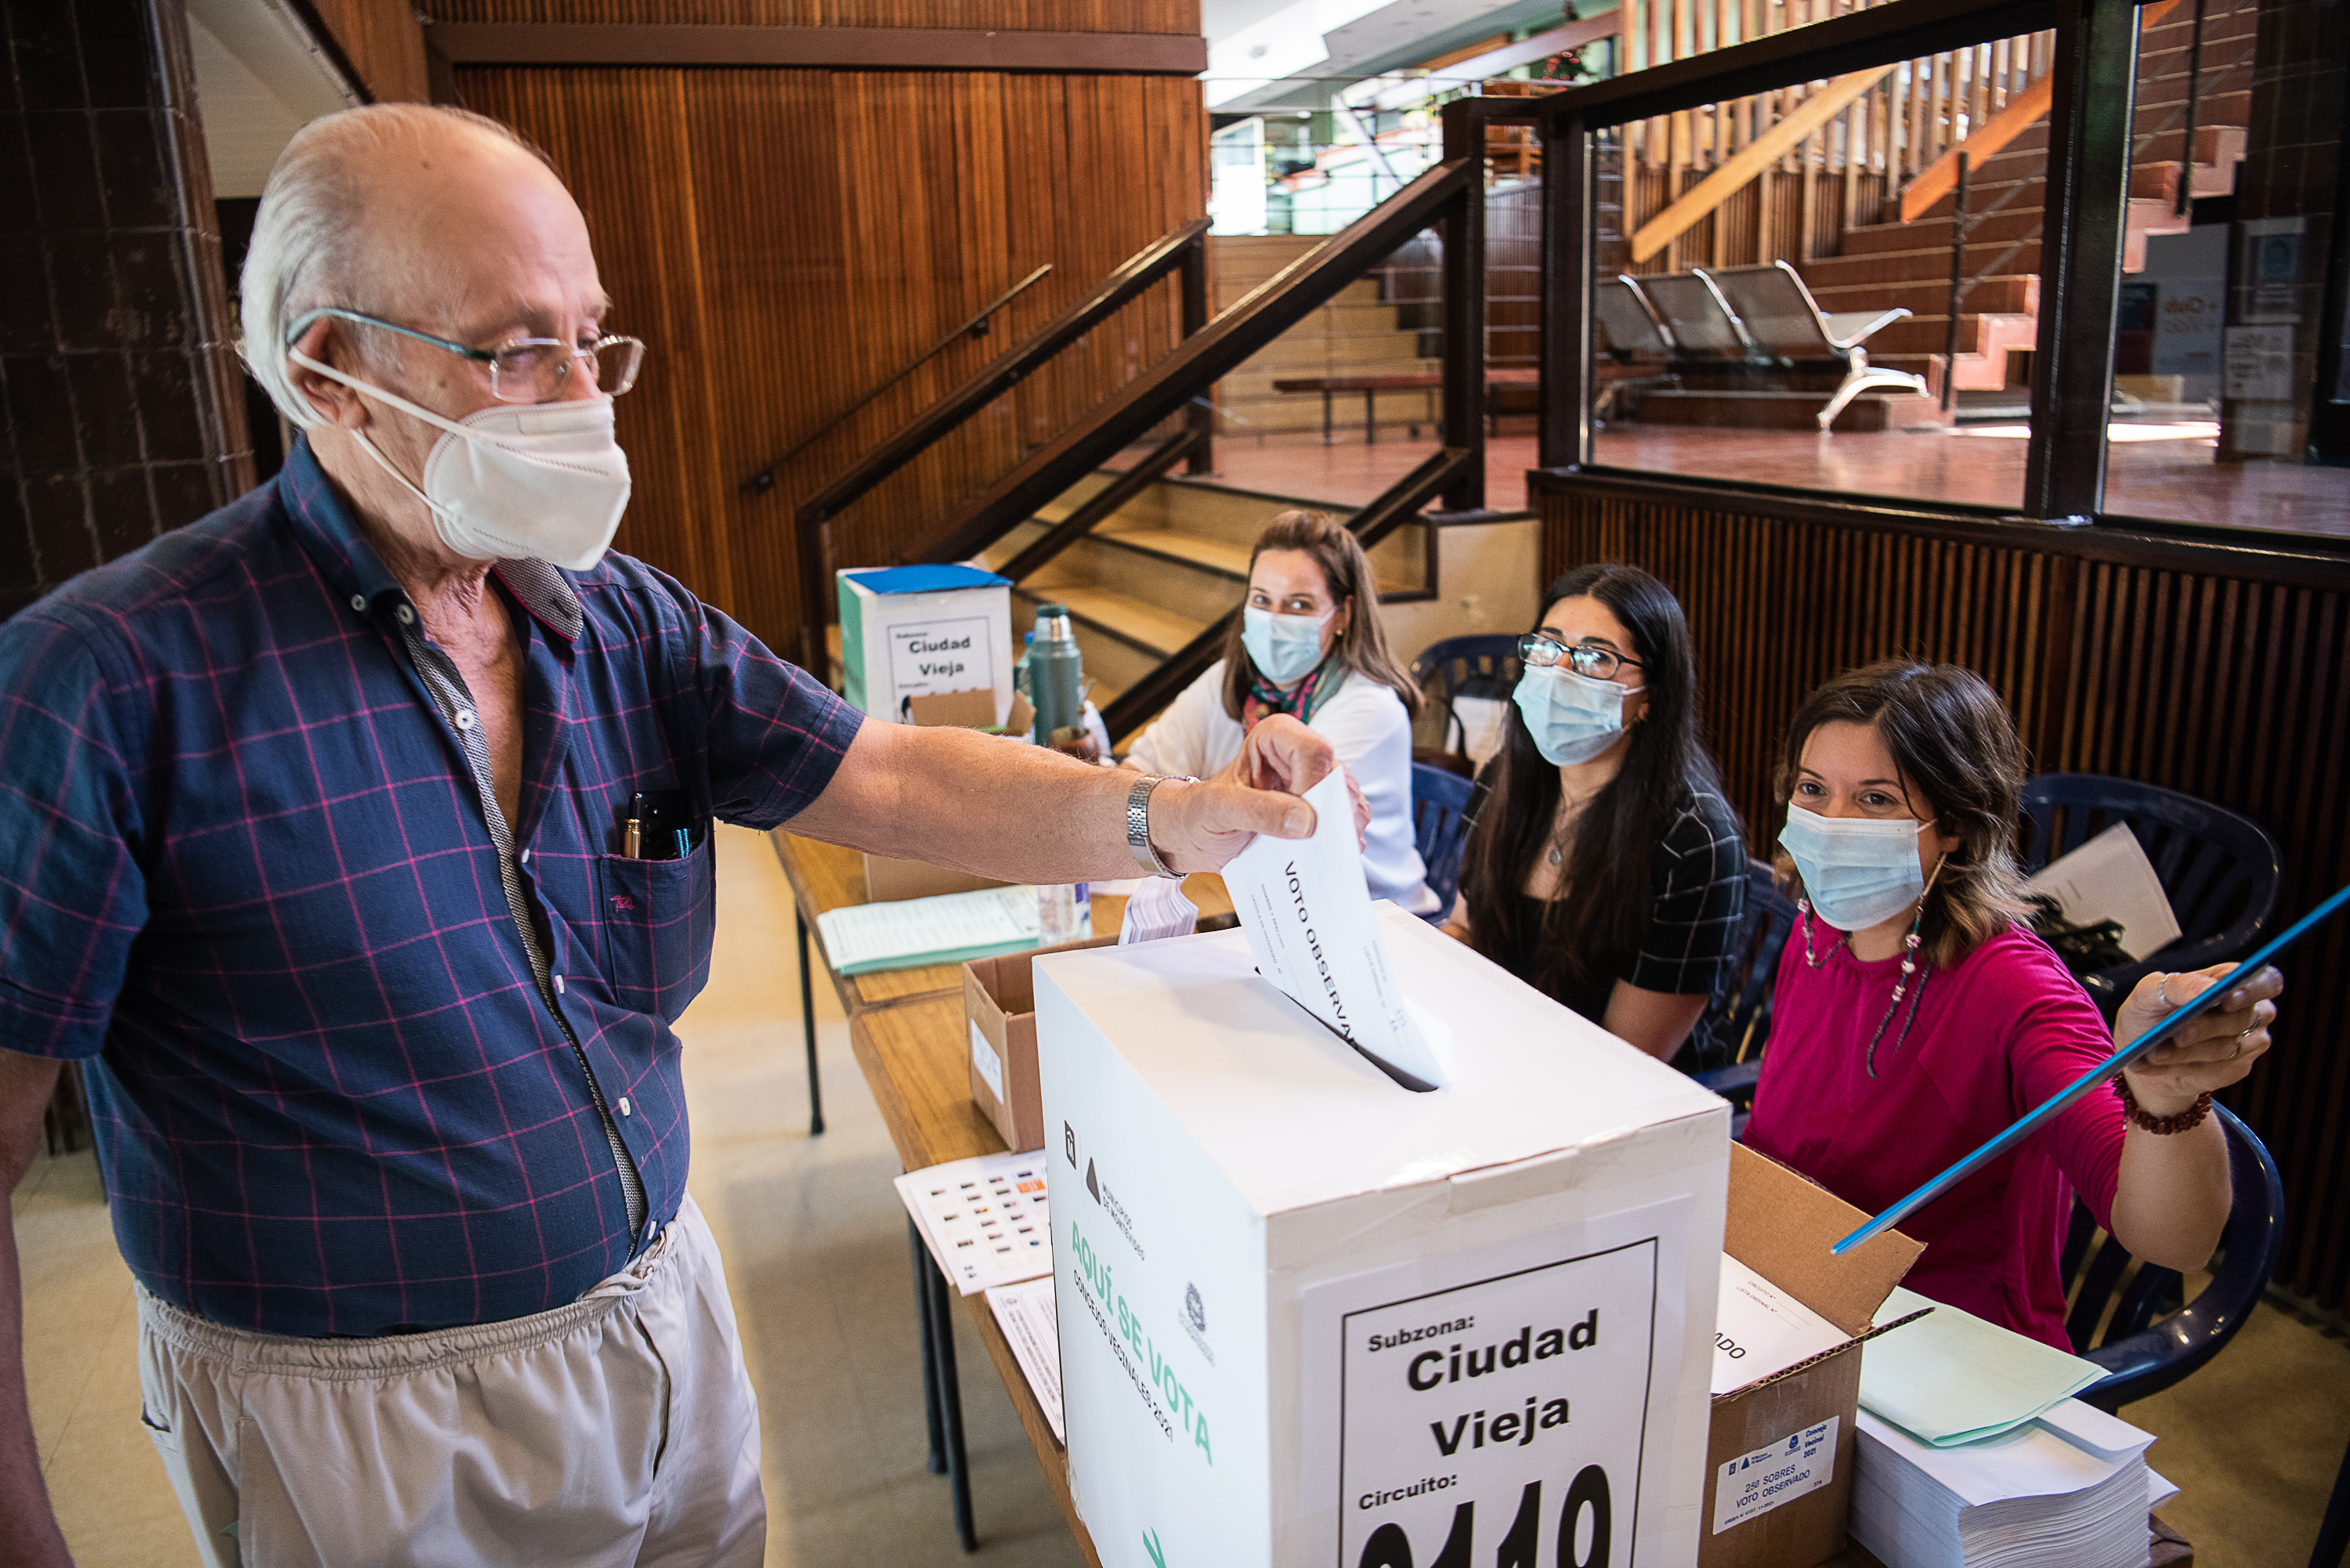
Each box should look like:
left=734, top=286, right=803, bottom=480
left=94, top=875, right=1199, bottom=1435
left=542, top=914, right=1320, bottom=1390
left=1743, top=922, right=2125, bottom=1349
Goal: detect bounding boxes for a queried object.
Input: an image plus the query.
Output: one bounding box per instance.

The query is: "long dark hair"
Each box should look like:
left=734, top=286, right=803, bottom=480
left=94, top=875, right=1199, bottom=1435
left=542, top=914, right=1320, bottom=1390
left=1460, top=563, right=1729, bottom=1001
left=1771, top=660, right=2031, bottom=968
left=1218, top=509, right=1422, bottom=720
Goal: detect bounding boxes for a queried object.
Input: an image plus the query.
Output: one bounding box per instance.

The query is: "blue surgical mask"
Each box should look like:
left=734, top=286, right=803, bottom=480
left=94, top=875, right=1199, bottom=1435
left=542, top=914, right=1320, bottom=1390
left=1512, top=663, right=1628, bottom=766
left=1778, top=804, right=1929, bottom=930
left=1242, top=605, right=1333, bottom=685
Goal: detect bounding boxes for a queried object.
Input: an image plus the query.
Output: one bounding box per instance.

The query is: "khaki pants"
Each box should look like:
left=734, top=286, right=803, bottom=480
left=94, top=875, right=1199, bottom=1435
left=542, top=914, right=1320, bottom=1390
left=136, top=1194, right=764, bottom=1568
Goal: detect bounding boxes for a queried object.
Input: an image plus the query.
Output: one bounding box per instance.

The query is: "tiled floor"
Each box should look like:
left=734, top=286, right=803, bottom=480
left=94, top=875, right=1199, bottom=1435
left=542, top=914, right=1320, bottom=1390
left=16, top=823, right=2350, bottom=1565
left=1188, top=423, right=2350, bottom=538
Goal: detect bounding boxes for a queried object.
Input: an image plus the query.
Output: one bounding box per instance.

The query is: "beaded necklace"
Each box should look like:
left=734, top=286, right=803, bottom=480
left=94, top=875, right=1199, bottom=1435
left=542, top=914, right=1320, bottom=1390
left=1798, top=855, right=1947, bottom=1078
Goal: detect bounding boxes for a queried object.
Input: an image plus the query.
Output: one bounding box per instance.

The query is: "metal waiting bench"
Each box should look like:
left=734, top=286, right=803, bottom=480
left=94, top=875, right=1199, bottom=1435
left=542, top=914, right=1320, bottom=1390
left=1701, top=261, right=1926, bottom=432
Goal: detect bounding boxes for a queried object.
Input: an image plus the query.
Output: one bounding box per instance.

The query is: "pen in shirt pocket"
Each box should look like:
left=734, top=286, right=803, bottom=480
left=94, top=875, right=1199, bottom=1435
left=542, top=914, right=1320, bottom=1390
left=623, top=791, right=697, bottom=860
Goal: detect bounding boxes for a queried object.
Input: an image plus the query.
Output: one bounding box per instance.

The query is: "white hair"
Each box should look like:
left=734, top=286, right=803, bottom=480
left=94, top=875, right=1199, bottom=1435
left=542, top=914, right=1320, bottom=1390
left=240, top=104, right=551, bottom=429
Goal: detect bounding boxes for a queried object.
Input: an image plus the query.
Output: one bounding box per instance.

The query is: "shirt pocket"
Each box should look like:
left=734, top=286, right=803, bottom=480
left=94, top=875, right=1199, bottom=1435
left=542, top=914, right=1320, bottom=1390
left=595, top=837, right=716, bottom=1024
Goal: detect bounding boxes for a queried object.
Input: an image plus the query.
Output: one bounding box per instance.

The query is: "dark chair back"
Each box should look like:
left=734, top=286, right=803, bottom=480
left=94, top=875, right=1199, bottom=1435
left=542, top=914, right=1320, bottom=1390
left=1686, top=860, right=1799, bottom=1118
left=1410, top=763, right=1482, bottom=924
left=1637, top=271, right=1758, bottom=360
left=2062, top=1104, right=2284, bottom=1412
left=1408, top=634, right=1521, bottom=764
left=2019, top=773, right=2282, bottom=1017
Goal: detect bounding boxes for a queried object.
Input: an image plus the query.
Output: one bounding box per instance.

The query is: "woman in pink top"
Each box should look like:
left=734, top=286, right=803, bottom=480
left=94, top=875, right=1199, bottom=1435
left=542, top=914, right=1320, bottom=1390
left=1742, top=662, right=2283, bottom=1349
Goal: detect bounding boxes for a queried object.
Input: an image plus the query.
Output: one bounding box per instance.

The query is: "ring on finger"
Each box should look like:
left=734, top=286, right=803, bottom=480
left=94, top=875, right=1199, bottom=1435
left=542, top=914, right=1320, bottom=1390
left=2157, top=974, right=2178, bottom=1010
left=2236, top=1025, right=2255, bottom=1054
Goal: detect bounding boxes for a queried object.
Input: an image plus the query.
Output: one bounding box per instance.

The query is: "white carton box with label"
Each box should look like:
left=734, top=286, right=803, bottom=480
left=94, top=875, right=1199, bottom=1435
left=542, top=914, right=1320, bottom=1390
left=835, top=564, right=1012, bottom=724
left=1036, top=906, right=1730, bottom=1568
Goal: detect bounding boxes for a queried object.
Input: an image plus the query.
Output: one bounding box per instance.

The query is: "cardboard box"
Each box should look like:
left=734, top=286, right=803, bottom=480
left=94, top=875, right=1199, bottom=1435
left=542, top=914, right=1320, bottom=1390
left=1701, top=1146, right=1922, bottom=1568
left=1036, top=905, right=1731, bottom=1568
left=837, top=564, right=1011, bottom=724
left=964, top=935, right=1120, bottom=1153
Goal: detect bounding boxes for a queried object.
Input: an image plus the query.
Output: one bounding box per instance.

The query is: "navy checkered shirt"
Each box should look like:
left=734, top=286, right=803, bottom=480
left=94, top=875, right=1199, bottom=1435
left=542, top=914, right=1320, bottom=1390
left=0, top=437, right=863, bottom=1336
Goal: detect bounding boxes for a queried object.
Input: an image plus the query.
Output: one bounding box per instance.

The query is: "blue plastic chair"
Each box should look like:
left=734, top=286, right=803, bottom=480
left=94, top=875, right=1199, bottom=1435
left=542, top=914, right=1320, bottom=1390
left=2019, top=773, right=2282, bottom=1019
left=1409, top=634, right=1521, bottom=762
left=2059, top=1104, right=2284, bottom=1412
left=1409, top=762, right=1481, bottom=923
left=1686, top=861, right=1799, bottom=1115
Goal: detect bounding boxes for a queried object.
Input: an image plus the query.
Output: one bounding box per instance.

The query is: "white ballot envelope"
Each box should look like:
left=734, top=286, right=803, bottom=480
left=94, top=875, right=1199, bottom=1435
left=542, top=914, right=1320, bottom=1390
left=1222, top=769, right=1449, bottom=1089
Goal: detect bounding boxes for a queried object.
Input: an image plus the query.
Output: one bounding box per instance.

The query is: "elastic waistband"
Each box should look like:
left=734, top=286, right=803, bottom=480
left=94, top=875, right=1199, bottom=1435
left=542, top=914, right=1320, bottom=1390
left=137, top=1209, right=689, bottom=1382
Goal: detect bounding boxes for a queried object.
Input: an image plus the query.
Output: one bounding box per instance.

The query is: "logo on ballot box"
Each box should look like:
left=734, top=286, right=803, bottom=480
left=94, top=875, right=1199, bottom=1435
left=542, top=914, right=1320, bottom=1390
left=1329, top=1239, right=1658, bottom=1567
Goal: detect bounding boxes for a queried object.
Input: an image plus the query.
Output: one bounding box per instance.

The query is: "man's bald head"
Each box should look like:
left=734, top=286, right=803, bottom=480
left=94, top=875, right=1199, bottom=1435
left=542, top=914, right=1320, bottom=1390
left=243, top=105, right=596, bottom=429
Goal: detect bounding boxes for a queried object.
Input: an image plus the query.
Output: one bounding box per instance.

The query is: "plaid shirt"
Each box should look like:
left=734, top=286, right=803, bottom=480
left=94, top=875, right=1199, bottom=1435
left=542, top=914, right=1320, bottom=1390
left=0, top=438, right=862, bottom=1336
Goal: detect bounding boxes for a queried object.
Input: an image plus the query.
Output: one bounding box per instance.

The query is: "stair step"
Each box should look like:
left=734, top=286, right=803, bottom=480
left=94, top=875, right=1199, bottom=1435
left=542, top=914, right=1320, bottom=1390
left=1810, top=276, right=2038, bottom=317
left=1834, top=206, right=2046, bottom=258
left=1020, top=584, right=1207, bottom=658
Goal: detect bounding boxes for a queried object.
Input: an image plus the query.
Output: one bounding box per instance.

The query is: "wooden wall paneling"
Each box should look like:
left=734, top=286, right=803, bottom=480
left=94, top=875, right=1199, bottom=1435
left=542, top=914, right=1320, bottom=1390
left=458, top=67, right=737, bottom=616
left=305, top=0, right=431, bottom=101
left=432, top=0, right=1200, bottom=33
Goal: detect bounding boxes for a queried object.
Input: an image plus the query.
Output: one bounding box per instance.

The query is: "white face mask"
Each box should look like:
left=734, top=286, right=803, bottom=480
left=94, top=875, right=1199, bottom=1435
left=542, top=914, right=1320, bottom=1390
left=291, top=346, right=632, bottom=572
left=1777, top=804, right=1930, bottom=931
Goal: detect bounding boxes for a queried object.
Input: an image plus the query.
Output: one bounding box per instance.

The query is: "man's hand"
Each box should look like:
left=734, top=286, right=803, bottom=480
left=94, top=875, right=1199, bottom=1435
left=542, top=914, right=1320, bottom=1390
left=1149, top=715, right=1339, bottom=874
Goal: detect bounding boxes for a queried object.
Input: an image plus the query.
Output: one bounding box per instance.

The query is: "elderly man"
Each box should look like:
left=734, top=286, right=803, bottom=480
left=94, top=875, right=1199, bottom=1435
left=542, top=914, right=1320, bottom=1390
left=0, top=105, right=1333, bottom=1566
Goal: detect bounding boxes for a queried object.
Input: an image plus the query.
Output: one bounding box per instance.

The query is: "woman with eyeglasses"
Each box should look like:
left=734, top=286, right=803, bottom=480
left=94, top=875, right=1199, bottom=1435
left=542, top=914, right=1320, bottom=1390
left=1447, top=564, right=1746, bottom=1060
left=1742, top=660, right=2283, bottom=1347
left=1122, top=509, right=1437, bottom=913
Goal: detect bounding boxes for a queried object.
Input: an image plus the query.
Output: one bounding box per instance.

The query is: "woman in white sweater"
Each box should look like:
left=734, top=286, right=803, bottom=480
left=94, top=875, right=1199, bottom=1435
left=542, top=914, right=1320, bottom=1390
left=1123, top=510, right=1437, bottom=914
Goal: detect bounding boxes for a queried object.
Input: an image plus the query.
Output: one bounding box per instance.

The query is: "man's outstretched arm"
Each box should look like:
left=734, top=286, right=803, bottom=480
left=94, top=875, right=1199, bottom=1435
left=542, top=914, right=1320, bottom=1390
left=785, top=712, right=1337, bottom=881
left=0, top=1048, right=71, bottom=1567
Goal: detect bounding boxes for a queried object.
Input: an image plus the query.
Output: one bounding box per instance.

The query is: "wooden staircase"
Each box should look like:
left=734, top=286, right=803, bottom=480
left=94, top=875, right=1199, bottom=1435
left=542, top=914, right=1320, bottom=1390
left=1207, top=237, right=1441, bottom=439
left=978, top=468, right=1431, bottom=713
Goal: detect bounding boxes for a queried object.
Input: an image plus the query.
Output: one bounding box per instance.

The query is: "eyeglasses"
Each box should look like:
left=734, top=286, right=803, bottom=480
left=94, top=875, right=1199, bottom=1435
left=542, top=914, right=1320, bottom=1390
left=1518, top=632, right=1645, bottom=681
left=287, top=307, right=645, bottom=404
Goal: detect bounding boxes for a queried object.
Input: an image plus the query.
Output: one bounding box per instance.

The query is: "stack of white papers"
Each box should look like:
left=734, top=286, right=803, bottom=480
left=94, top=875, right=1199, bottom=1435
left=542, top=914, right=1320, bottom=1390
left=816, top=885, right=1043, bottom=975
left=1853, top=1401, right=2176, bottom=1568
left=1860, top=1287, right=2107, bottom=1444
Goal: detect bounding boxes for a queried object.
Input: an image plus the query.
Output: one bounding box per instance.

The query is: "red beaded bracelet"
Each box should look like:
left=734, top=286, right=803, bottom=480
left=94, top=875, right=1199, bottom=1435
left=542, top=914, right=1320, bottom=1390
left=2115, top=1073, right=2214, bottom=1135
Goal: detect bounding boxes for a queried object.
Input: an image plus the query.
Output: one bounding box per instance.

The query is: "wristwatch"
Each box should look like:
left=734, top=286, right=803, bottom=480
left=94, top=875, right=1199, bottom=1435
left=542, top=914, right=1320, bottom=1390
left=1125, top=774, right=1196, bottom=880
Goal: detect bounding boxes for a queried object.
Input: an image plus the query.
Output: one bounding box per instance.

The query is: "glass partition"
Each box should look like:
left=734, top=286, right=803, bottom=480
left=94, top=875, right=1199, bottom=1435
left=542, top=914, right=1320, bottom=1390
left=1585, top=34, right=2053, bottom=511
left=2102, top=0, right=2350, bottom=537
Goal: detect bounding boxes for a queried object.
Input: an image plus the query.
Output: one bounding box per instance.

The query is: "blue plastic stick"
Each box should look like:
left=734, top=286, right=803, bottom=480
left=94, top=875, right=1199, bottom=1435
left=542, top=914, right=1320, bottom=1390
left=1831, top=879, right=2350, bottom=1257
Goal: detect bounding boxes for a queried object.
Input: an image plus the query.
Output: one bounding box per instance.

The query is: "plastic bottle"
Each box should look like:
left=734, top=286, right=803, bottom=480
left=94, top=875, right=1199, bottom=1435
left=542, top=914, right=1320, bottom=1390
left=1029, top=605, right=1084, bottom=745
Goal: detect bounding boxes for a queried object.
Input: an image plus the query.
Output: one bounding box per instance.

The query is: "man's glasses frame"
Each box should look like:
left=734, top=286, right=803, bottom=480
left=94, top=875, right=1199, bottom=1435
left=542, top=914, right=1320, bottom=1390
left=285, top=307, right=645, bottom=404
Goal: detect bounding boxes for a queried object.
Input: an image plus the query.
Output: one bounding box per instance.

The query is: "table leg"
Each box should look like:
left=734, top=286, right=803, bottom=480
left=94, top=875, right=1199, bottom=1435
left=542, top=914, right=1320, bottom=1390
left=1364, top=388, right=1377, bottom=445
left=923, top=1248, right=979, bottom=1551
left=1321, top=389, right=1335, bottom=445
left=911, top=1220, right=946, bottom=1476
left=797, top=911, right=824, bottom=1136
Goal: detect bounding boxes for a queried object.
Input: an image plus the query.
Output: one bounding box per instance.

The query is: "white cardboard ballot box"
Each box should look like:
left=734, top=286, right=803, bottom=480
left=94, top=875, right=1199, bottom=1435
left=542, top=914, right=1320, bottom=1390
left=1036, top=905, right=1730, bottom=1568
left=835, top=564, right=1012, bottom=724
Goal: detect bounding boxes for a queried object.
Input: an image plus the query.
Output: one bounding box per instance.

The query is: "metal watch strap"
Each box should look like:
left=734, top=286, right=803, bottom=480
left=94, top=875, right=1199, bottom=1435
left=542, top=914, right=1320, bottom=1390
left=1126, top=774, right=1194, bottom=880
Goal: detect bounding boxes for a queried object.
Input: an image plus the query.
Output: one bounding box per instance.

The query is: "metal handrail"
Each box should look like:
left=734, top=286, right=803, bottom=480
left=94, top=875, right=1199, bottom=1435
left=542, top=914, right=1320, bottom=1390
left=782, top=216, right=1212, bottom=669
left=743, top=263, right=1053, bottom=496
left=904, top=153, right=1483, bottom=569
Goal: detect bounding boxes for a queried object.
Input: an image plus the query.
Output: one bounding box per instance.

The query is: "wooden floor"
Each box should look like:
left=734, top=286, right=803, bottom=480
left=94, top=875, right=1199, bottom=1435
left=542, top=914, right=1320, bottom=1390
left=1184, top=422, right=2350, bottom=537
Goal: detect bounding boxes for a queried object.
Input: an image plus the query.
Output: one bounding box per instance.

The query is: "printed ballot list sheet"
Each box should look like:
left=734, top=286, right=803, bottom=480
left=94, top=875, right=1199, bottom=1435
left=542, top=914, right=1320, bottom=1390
left=895, top=1151, right=1054, bottom=1295
left=1222, top=769, right=1448, bottom=1089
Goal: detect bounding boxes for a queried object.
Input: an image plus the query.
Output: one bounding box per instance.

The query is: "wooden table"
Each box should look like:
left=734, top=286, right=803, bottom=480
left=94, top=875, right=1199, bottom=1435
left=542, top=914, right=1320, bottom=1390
left=855, top=992, right=1103, bottom=1566
left=766, top=832, right=1228, bottom=1559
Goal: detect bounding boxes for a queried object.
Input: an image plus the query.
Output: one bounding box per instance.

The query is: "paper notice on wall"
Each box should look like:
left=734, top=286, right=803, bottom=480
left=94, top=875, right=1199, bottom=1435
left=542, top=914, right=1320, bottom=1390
left=2023, top=822, right=2182, bottom=961
left=1222, top=769, right=1448, bottom=1090
left=1712, top=1255, right=1850, bottom=1395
